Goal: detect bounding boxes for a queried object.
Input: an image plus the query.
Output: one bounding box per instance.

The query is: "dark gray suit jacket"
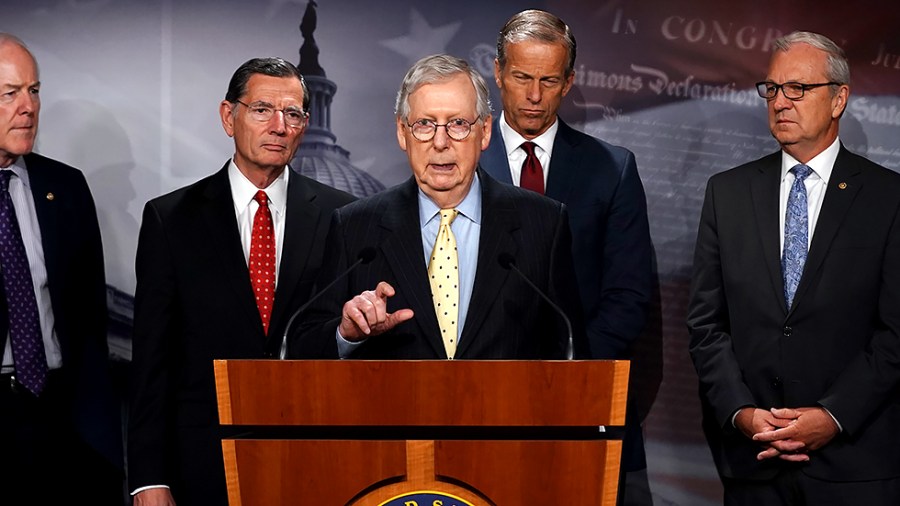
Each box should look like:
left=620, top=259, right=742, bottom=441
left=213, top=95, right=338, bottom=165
left=688, top=146, right=900, bottom=481
left=297, top=170, right=588, bottom=360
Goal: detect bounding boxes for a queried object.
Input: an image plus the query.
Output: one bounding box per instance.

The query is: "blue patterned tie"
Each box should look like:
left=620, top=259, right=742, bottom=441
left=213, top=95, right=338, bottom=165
left=782, top=164, right=813, bottom=310
left=0, top=170, right=47, bottom=395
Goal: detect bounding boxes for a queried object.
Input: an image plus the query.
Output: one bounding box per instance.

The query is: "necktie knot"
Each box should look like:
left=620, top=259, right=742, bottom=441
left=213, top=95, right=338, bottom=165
left=0, top=170, right=12, bottom=192
left=519, top=142, right=544, bottom=194
left=254, top=190, right=269, bottom=207
left=791, top=164, right=812, bottom=182
left=521, top=141, right=537, bottom=157
left=439, top=209, right=458, bottom=227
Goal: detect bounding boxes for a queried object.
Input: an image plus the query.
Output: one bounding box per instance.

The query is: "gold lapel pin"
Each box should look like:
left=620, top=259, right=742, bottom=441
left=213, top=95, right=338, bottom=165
left=838, top=182, right=847, bottom=190
left=46, top=192, right=55, bottom=201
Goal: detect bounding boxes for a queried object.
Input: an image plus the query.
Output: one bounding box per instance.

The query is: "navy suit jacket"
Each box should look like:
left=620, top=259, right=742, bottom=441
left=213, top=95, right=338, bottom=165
left=296, top=170, right=588, bottom=360
left=0, top=153, right=123, bottom=470
left=128, top=164, right=354, bottom=504
left=481, top=118, right=652, bottom=360
left=688, top=146, right=900, bottom=481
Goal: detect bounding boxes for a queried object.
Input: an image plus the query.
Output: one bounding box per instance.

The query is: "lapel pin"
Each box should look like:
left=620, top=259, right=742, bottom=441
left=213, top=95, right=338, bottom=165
left=46, top=192, right=55, bottom=201
left=838, top=182, right=847, bottom=190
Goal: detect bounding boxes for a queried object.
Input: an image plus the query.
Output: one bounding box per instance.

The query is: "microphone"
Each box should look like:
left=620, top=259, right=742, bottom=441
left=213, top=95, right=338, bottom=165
left=278, top=247, right=377, bottom=359
left=497, top=252, right=574, bottom=360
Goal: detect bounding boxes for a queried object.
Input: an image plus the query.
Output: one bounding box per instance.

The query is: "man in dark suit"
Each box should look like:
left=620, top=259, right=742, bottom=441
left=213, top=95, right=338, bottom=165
left=479, top=10, right=652, bottom=503
left=298, top=54, right=586, bottom=361
left=0, top=34, right=123, bottom=504
left=688, top=31, right=900, bottom=505
left=128, top=57, right=354, bottom=506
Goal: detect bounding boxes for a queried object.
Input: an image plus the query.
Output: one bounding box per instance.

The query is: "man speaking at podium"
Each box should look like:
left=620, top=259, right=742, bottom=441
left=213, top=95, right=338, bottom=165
left=298, top=54, right=587, bottom=361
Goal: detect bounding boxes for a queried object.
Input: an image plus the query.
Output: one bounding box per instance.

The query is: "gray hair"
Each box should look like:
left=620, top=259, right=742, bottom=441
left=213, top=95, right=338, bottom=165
left=497, top=9, right=576, bottom=76
left=394, top=54, right=492, bottom=122
left=0, top=33, right=38, bottom=75
left=773, top=31, right=850, bottom=86
left=225, top=57, right=310, bottom=113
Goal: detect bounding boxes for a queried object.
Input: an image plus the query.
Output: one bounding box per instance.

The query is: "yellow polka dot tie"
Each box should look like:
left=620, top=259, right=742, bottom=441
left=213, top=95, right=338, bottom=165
left=428, top=209, right=459, bottom=359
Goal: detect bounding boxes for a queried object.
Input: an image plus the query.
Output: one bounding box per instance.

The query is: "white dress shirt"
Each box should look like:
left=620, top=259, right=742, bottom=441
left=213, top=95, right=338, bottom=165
left=498, top=111, right=558, bottom=188
left=228, top=160, right=289, bottom=286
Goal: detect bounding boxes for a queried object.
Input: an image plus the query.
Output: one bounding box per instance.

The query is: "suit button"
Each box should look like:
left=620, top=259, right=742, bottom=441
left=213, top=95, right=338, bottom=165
left=772, top=377, right=782, bottom=388
left=783, top=326, right=792, bottom=337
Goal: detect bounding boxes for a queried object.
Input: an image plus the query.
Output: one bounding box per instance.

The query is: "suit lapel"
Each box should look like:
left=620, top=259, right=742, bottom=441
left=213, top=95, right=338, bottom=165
left=268, top=170, right=320, bottom=345
left=456, top=172, right=516, bottom=357
left=791, top=147, right=862, bottom=313
left=379, top=179, right=445, bottom=357
left=23, top=155, right=61, bottom=352
left=24, top=155, right=61, bottom=289
left=749, top=153, right=788, bottom=313
left=481, top=118, right=514, bottom=184
left=545, top=119, right=581, bottom=203
left=200, top=165, right=264, bottom=334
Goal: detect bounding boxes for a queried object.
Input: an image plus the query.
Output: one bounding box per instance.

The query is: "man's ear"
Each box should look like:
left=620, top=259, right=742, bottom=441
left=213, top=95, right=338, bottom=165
left=220, top=100, right=236, bottom=137
left=396, top=116, right=408, bottom=152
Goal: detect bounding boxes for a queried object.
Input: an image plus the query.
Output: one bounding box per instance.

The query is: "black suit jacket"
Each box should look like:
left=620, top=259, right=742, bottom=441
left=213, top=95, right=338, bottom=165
left=296, top=170, right=587, bottom=360
left=128, top=164, right=354, bottom=504
left=688, top=146, right=900, bottom=481
left=0, top=153, right=122, bottom=469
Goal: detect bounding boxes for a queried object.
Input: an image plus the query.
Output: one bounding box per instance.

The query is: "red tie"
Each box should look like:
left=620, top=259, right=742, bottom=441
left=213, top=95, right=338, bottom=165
left=519, top=141, right=544, bottom=194
left=250, top=190, right=276, bottom=334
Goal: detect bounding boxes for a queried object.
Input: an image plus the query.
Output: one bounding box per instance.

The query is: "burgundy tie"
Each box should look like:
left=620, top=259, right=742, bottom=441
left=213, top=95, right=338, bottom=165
left=249, top=190, right=276, bottom=334
left=0, top=170, right=47, bottom=395
left=519, top=141, right=544, bottom=194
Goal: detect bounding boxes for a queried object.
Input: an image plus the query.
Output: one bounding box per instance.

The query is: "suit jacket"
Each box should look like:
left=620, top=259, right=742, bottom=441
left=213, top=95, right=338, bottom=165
left=481, top=118, right=652, bottom=359
left=296, top=169, right=588, bottom=360
left=481, top=118, right=652, bottom=471
left=687, top=146, right=900, bottom=481
left=128, top=163, right=354, bottom=504
left=0, top=153, right=122, bottom=470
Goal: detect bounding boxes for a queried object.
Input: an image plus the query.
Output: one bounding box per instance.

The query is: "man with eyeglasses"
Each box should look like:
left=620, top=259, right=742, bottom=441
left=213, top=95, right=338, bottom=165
left=688, top=31, right=900, bottom=505
left=296, top=54, right=587, bottom=362
left=128, top=57, right=354, bottom=506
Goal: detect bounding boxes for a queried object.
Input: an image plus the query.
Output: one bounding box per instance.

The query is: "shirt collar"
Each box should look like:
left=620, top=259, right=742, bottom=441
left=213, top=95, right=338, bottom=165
left=781, top=137, right=840, bottom=185
left=499, top=111, right=558, bottom=158
left=227, top=160, right=289, bottom=216
left=2, top=156, right=31, bottom=189
left=418, top=172, right=482, bottom=227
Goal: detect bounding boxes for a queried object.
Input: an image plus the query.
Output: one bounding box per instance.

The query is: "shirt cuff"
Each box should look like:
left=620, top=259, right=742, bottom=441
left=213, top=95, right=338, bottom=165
left=336, top=328, right=364, bottom=358
left=821, top=406, right=843, bottom=433
left=131, top=484, right=170, bottom=496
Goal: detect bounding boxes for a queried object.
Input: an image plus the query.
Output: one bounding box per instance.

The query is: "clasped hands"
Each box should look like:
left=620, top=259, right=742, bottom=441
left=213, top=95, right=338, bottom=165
left=735, top=406, right=839, bottom=462
left=340, top=281, right=414, bottom=341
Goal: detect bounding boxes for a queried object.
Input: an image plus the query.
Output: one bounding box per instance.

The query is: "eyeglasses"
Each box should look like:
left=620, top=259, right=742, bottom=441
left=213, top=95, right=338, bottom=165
left=406, top=118, right=480, bottom=142
left=234, top=99, right=309, bottom=128
left=755, top=81, right=840, bottom=100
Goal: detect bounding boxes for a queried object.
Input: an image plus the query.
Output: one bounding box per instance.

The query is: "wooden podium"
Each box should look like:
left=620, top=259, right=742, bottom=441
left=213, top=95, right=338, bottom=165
left=214, top=360, right=629, bottom=505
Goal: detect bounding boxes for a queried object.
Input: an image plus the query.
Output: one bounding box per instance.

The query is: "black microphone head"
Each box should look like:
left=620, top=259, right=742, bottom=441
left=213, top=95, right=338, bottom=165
left=358, top=247, right=377, bottom=264
left=498, top=252, right=515, bottom=270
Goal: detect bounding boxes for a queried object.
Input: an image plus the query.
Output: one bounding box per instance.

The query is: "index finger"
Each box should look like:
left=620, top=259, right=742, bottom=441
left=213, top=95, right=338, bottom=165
left=375, top=281, right=396, bottom=299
